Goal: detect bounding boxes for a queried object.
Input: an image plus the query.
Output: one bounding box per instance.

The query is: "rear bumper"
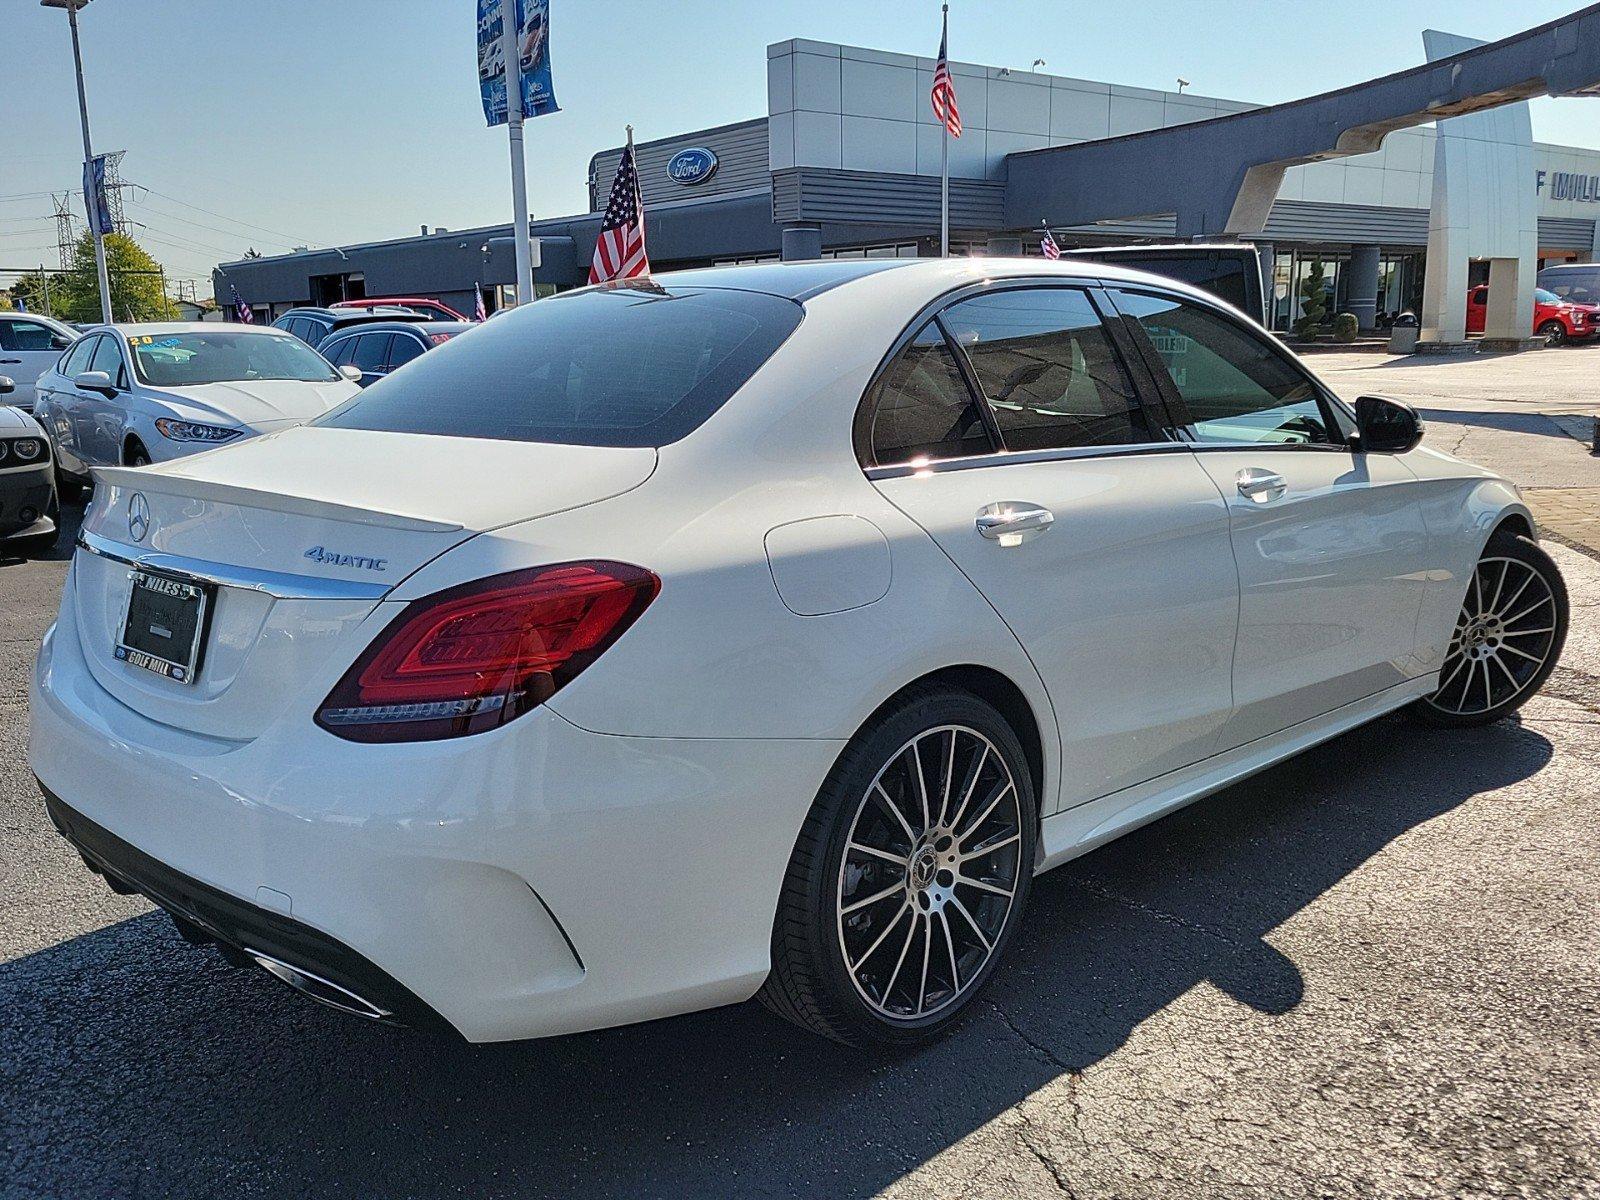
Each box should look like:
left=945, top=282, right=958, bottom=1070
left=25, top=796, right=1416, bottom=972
left=41, top=785, right=456, bottom=1035
left=30, top=601, right=841, bottom=1041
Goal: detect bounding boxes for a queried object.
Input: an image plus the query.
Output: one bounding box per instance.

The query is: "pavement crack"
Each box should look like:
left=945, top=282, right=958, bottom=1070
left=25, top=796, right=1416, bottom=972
left=987, top=1000, right=1073, bottom=1074
left=1069, top=876, right=1256, bottom=954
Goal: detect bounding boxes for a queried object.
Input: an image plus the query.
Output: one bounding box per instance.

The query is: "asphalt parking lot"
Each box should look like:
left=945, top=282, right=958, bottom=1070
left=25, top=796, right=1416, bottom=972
left=3, top=351, right=1599, bottom=1200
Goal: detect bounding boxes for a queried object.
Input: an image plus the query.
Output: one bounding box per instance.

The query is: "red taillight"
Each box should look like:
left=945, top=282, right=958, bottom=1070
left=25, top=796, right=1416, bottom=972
left=316, top=561, right=659, bottom=743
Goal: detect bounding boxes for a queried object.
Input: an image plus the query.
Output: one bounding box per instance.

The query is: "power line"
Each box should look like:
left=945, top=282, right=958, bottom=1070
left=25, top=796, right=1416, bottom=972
left=125, top=197, right=295, bottom=253
left=127, top=182, right=321, bottom=247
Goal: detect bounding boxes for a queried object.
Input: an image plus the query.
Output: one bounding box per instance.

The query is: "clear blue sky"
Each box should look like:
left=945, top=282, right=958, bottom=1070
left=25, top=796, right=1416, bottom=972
left=4, top=1, right=1597, bottom=292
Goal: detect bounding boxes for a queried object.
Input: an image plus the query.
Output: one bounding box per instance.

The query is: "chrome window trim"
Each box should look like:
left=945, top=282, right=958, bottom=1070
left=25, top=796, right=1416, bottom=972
left=76, top=529, right=390, bottom=601
left=864, top=441, right=1191, bottom=481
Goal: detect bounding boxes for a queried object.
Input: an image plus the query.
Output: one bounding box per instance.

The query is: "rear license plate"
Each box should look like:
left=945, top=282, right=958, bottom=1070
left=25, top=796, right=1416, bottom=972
left=115, top=569, right=212, bottom=685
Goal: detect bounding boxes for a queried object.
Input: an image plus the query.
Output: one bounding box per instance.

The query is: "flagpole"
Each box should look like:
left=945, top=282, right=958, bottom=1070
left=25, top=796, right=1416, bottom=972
left=940, top=4, right=950, bottom=258
left=501, top=0, right=534, bottom=306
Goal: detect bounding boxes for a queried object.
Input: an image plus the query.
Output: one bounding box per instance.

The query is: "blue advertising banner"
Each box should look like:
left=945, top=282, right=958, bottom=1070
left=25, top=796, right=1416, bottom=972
left=478, top=0, right=559, bottom=126
left=82, top=154, right=114, bottom=236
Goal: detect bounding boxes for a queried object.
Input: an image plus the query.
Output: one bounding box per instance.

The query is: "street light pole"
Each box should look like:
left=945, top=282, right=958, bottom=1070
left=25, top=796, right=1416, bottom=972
left=499, top=0, right=534, bottom=306
left=45, top=0, right=112, bottom=324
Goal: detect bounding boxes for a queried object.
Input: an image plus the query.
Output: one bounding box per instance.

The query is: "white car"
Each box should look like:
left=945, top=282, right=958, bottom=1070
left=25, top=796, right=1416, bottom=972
left=30, top=260, right=1568, bottom=1047
left=0, top=375, right=59, bottom=555
left=0, top=311, right=78, bottom=412
left=32, top=322, right=359, bottom=487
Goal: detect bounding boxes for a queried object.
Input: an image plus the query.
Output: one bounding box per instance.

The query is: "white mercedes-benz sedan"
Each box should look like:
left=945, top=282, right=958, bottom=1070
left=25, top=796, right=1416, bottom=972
left=30, top=260, right=1568, bottom=1047
left=33, top=323, right=358, bottom=488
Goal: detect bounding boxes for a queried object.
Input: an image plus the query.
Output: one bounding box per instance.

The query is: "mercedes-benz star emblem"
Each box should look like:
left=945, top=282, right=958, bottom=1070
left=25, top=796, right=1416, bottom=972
left=127, top=493, right=151, bottom=543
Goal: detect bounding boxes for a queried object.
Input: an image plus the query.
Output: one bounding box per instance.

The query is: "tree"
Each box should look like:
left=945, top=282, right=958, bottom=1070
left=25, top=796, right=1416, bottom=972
left=1293, top=261, right=1329, bottom=339
left=7, top=271, right=67, bottom=318
left=55, top=230, right=178, bottom=323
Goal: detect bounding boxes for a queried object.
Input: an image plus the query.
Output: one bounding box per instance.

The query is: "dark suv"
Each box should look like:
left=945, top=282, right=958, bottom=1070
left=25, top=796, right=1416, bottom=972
left=316, top=321, right=474, bottom=386
left=271, top=307, right=431, bottom=350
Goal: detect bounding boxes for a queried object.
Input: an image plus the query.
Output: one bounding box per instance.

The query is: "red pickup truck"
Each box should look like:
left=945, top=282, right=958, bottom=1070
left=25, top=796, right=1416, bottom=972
left=1466, top=285, right=1600, bottom=345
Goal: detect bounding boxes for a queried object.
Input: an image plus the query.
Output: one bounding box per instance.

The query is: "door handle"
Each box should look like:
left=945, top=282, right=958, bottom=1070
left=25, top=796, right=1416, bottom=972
left=0, top=358, right=21, bottom=365
left=1236, top=467, right=1288, bottom=503
left=976, top=502, right=1054, bottom=545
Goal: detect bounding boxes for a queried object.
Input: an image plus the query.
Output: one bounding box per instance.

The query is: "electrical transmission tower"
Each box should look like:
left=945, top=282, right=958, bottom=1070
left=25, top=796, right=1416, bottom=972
left=101, top=150, right=129, bottom=236
left=52, top=193, right=79, bottom=269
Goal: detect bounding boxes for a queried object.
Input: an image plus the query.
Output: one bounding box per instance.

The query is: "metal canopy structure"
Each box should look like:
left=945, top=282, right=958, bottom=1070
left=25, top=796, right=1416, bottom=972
left=1004, top=2, right=1600, bottom=237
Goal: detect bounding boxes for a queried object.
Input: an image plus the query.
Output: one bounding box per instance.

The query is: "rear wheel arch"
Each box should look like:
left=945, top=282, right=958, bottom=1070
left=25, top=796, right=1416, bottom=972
left=850, top=664, right=1046, bottom=825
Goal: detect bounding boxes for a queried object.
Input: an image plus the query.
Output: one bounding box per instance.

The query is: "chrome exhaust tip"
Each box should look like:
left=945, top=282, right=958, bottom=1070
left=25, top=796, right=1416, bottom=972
left=248, top=950, right=393, bottom=1022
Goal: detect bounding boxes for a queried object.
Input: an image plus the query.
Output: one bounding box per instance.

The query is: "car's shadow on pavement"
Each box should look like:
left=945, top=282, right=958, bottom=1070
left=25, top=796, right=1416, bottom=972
left=0, top=712, right=1554, bottom=1199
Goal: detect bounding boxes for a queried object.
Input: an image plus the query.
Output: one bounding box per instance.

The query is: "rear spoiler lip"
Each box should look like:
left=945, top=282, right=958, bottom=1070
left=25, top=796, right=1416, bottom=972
left=89, top=465, right=466, bottom=534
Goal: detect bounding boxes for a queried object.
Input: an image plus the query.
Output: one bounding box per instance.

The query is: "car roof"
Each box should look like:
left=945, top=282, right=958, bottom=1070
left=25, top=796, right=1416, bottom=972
left=323, top=320, right=474, bottom=337
left=82, top=321, right=288, bottom=337
left=655, top=259, right=917, bottom=300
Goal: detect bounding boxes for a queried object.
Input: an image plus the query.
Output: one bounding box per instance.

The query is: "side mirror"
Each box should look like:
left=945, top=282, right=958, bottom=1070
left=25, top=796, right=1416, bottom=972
left=1354, top=395, right=1423, bottom=454
left=51, top=334, right=73, bottom=350
left=72, top=369, right=116, bottom=396
left=338, top=364, right=362, bottom=382
left=0, top=376, right=13, bottom=396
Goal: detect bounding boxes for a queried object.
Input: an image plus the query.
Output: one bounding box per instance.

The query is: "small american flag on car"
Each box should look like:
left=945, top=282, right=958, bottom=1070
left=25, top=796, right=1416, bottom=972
left=473, top=283, right=488, bottom=321
left=230, top=284, right=253, bottom=324
left=1041, top=229, right=1061, bottom=260
left=930, top=15, right=962, bottom=138
left=589, top=133, right=649, bottom=285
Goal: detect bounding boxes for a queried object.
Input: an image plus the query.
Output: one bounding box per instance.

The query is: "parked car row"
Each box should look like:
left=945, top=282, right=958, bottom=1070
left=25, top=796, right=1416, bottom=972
left=25, top=259, right=1570, bottom=1051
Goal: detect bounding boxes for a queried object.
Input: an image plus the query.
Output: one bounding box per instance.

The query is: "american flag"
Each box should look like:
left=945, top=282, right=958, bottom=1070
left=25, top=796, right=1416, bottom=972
left=930, top=14, right=962, bottom=138
left=589, top=136, right=649, bottom=285
left=473, top=283, right=488, bottom=321
left=1041, top=229, right=1061, bottom=260
left=230, top=283, right=253, bottom=324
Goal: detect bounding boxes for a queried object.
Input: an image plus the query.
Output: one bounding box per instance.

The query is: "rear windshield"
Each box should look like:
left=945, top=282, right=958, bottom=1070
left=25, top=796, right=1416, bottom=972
left=316, top=283, right=803, bottom=447
left=130, top=331, right=339, bottom=386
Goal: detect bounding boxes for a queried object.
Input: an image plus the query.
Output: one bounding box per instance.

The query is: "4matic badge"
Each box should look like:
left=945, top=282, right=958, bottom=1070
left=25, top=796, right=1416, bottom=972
left=304, top=546, right=389, bottom=572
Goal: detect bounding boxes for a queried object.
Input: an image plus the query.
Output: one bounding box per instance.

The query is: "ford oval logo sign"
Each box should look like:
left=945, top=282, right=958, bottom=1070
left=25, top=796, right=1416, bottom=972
left=666, top=147, right=718, bottom=186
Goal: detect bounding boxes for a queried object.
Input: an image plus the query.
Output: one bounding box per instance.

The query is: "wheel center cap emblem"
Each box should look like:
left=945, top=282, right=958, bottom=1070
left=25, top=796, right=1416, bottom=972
left=127, top=493, right=150, bottom=543
left=910, top=847, right=938, bottom=890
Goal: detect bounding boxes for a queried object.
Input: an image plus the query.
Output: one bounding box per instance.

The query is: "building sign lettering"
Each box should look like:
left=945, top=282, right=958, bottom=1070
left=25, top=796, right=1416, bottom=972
left=1537, top=170, right=1600, bottom=203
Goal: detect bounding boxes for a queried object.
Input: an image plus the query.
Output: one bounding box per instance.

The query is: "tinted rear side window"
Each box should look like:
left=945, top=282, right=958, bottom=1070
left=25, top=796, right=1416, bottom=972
left=319, top=284, right=803, bottom=447
left=861, top=323, right=993, bottom=467
left=940, top=287, right=1150, bottom=451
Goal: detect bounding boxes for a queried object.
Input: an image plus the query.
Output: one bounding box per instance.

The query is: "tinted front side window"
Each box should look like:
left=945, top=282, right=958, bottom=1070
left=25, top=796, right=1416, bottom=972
left=1113, top=290, right=1332, bottom=446
left=0, top=319, right=60, bottom=352
left=88, top=336, right=126, bottom=388
left=863, top=323, right=993, bottom=466
left=61, top=336, right=97, bottom=377
left=320, top=284, right=803, bottom=448
left=941, top=288, right=1150, bottom=451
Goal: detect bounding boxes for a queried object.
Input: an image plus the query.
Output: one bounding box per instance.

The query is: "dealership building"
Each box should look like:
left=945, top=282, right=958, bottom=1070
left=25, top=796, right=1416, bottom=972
left=216, top=14, right=1600, bottom=339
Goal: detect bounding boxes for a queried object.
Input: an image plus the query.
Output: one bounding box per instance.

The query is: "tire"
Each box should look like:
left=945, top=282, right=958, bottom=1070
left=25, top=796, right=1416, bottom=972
left=1539, top=320, right=1568, bottom=346
left=54, top=467, right=83, bottom=504
left=1409, top=528, right=1568, bottom=728
left=124, top=440, right=151, bottom=468
left=759, top=684, right=1037, bottom=1047
left=12, top=526, right=58, bottom=557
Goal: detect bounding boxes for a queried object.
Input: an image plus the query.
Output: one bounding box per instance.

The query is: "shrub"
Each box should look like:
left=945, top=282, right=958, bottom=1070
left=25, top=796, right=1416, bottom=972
left=1332, top=312, right=1360, bottom=343
left=1293, top=261, right=1329, bottom=339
